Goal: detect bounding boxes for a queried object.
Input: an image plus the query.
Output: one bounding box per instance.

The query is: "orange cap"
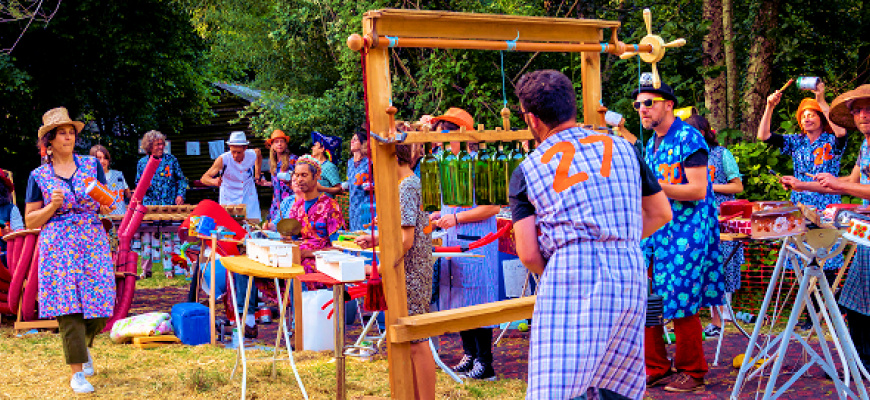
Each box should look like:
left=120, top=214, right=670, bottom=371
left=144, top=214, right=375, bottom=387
left=266, top=129, right=290, bottom=147
left=431, top=107, right=475, bottom=130
left=795, top=98, right=832, bottom=133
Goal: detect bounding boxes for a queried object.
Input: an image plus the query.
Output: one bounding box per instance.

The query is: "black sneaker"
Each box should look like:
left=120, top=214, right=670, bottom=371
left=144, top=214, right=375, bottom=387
left=452, top=354, right=475, bottom=375
left=463, top=359, right=497, bottom=381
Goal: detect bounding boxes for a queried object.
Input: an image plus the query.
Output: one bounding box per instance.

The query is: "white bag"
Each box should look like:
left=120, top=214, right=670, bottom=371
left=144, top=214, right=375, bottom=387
left=302, top=289, right=335, bottom=351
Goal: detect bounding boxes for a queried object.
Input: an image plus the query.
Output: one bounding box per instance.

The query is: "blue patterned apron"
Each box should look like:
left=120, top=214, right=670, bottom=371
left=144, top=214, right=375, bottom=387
left=32, top=155, right=115, bottom=319
left=642, top=118, right=725, bottom=319
left=709, top=146, right=744, bottom=292
left=520, top=127, right=646, bottom=399
left=346, top=156, right=375, bottom=231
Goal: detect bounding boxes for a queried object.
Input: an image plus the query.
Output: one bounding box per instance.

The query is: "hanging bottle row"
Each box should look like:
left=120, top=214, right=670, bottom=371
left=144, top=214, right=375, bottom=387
left=420, top=140, right=535, bottom=211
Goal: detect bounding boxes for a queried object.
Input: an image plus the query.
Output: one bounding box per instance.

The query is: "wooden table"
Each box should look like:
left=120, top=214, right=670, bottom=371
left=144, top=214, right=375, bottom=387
left=220, top=256, right=307, bottom=400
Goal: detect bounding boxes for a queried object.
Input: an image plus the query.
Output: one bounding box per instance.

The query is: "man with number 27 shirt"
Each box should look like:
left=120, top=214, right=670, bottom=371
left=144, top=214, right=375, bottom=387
left=509, top=69, right=671, bottom=400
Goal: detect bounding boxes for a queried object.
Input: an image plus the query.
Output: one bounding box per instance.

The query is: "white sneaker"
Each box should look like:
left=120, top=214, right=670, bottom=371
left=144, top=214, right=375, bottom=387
left=70, top=372, right=94, bottom=393
left=83, top=351, right=94, bottom=376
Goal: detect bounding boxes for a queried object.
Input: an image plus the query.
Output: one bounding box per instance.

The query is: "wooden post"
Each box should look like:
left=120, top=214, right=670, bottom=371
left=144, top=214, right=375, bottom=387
left=363, top=16, right=414, bottom=400
left=581, top=50, right=602, bottom=127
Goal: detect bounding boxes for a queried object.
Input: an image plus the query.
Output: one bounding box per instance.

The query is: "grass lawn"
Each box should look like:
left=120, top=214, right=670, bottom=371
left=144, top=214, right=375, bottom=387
left=0, top=273, right=528, bottom=399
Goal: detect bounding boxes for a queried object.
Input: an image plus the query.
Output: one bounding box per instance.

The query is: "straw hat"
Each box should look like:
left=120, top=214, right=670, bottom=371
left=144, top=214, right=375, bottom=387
left=431, top=107, right=475, bottom=130
left=38, top=107, right=84, bottom=139
left=266, top=129, right=290, bottom=147
left=795, top=98, right=832, bottom=133
left=226, top=131, right=249, bottom=146
left=830, top=85, right=870, bottom=129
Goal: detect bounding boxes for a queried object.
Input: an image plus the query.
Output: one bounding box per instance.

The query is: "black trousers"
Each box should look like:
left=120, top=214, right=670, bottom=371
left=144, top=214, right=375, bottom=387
left=459, top=327, right=493, bottom=365
left=846, top=308, right=870, bottom=371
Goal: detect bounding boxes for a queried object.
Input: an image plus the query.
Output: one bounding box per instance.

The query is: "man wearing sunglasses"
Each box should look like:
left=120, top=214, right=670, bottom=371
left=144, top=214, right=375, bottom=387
left=804, top=85, right=870, bottom=374
left=632, top=78, right=725, bottom=393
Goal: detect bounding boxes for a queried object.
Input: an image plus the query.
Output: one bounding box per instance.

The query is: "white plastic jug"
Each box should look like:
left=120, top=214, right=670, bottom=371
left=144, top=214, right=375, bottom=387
left=302, top=289, right=335, bottom=351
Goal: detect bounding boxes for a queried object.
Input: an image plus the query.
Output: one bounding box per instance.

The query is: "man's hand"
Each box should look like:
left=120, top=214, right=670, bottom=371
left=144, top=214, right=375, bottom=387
left=815, top=172, right=844, bottom=190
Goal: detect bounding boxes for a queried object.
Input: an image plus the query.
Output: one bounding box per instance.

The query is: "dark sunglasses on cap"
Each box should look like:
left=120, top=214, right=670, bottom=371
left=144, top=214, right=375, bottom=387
left=633, top=97, right=666, bottom=110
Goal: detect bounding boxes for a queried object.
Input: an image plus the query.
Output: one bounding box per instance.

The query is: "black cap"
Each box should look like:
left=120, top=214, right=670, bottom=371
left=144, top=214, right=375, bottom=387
left=631, top=83, right=678, bottom=105
left=630, top=73, right=678, bottom=105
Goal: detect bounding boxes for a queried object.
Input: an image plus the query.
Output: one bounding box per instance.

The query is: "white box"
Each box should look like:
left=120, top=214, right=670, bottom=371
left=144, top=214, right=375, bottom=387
left=246, top=239, right=298, bottom=268
left=314, top=250, right=366, bottom=282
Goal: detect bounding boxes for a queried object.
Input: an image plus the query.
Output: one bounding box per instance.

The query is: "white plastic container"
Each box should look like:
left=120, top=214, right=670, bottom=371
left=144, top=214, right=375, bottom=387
left=302, top=289, right=335, bottom=351
left=245, top=239, right=297, bottom=267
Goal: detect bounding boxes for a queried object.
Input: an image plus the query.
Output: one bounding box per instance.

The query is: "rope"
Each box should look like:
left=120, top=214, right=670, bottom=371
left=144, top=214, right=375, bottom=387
left=505, top=31, right=519, bottom=51
left=500, top=51, right=508, bottom=107
left=637, top=55, right=645, bottom=156
left=386, top=35, right=398, bottom=48
left=600, top=43, right=607, bottom=53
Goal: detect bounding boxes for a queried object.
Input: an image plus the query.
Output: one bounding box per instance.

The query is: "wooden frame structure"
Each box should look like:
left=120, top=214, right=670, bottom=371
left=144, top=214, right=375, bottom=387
left=348, top=9, right=662, bottom=399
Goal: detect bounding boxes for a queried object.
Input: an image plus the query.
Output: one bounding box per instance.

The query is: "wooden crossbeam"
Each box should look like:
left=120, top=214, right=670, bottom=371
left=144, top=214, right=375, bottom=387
left=388, top=296, right=535, bottom=344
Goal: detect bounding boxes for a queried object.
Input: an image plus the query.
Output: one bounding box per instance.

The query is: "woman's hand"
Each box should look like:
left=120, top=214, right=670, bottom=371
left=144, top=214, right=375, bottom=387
left=436, top=213, right=458, bottom=229
left=780, top=175, right=800, bottom=191
left=49, top=189, right=65, bottom=211
left=766, top=91, right=783, bottom=108
left=355, top=234, right=375, bottom=249
left=175, top=195, right=184, bottom=205
left=428, top=211, right=441, bottom=222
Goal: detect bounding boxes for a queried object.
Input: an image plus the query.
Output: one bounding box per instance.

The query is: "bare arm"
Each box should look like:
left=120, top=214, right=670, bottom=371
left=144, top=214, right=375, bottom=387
left=318, top=183, right=344, bottom=195
left=435, top=205, right=500, bottom=229
left=814, top=82, right=847, bottom=137
left=513, top=216, right=546, bottom=275
left=713, top=177, right=743, bottom=195
left=641, top=191, right=672, bottom=239
left=254, top=149, right=263, bottom=178
left=660, top=166, right=708, bottom=201
left=757, top=91, right=782, bottom=141
left=24, top=189, right=64, bottom=229
left=199, top=157, right=224, bottom=187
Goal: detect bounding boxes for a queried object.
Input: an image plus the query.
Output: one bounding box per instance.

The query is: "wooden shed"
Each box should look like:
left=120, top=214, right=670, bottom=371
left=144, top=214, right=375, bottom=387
left=170, top=82, right=272, bottom=214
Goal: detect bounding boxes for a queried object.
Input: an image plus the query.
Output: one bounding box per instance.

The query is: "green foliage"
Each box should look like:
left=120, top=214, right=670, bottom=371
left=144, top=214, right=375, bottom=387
left=728, top=140, right=792, bottom=201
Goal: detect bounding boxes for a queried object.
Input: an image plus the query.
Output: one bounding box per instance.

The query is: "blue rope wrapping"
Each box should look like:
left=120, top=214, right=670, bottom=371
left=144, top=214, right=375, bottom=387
left=386, top=36, right=399, bottom=48
left=633, top=44, right=639, bottom=52
left=600, top=43, right=608, bottom=53
left=500, top=51, right=508, bottom=107
left=505, top=32, right=520, bottom=51
left=370, top=130, right=408, bottom=144
left=637, top=56, right=644, bottom=155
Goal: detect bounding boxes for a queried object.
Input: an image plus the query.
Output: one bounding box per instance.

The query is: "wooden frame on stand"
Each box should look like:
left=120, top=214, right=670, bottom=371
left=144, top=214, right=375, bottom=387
left=347, top=9, right=674, bottom=398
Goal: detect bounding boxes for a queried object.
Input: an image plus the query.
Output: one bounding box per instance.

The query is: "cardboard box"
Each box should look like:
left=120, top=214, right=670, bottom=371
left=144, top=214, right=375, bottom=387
left=314, top=250, right=366, bottom=282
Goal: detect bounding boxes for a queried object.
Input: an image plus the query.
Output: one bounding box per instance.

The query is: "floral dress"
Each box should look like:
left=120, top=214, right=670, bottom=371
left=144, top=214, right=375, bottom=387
left=399, top=174, right=433, bottom=318
left=30, top=155, right=115, bottom=319
left=268, top=160, right=295, bottom=222
left=136, top=153, right=187, bottom=205
left=643, top=118, right=726, bottom=319
left=709, top=146, right=744, bottom=292
left=346, top=156, right=375, bottom=231
left=285, top=193, right=345, bottom=289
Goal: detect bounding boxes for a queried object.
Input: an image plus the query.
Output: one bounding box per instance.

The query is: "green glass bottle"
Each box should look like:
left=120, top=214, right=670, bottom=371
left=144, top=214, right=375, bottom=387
left=439, top=142, right=456, bottom=206
left=420, top=143, right=442, bottom=211
left=474, top=142, right=493, bottom=205
left=455, top=142, right=474, bottom=207
left=507, top=141, right=526, bottom=182
left=492, top=142, right=509, bottom=205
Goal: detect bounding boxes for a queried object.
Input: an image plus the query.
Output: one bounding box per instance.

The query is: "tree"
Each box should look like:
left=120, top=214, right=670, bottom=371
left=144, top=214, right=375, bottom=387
left=702, top=0, right=726, bottom=130
left=740, top=0, right=779, bottom=137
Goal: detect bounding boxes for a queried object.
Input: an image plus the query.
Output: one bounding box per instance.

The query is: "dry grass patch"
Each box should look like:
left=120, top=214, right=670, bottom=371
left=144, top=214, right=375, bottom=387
left=0, top=323, right=527, bottom=399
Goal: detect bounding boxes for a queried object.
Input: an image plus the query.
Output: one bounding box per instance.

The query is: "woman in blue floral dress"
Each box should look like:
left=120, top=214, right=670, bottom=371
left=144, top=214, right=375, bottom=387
left=135, top=130, right=188, bottom=278
left=686, top=115, right=744, bottom=337
left=343, top=129, right=375, bottom=231
left=757, top=82, right=848, bottom=329
left=24, top=107, right=115, bottom=394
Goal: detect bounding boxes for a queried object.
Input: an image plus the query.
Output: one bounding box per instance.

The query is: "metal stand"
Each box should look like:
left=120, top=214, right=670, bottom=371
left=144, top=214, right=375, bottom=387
left=494, top=270, right=538, bottom=346
left=730, top=230, right=868, bottom=400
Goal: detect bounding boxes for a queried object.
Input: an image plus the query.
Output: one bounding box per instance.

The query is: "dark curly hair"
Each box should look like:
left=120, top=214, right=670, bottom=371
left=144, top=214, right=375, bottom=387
left=684, top=114, right=719, bottom=148
left=515, top=70, right=577, bottom=128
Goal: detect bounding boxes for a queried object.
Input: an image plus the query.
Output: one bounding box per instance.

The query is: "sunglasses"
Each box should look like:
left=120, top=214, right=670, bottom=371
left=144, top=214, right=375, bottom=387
left=633, top=97, right=666, bottom=110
